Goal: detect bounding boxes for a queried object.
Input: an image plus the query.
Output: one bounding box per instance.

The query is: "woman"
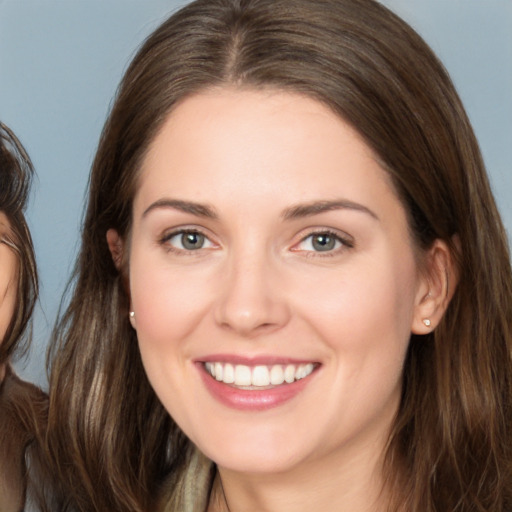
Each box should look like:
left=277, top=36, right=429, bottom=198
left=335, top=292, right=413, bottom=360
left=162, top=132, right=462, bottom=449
left=47, top=0, right=512, bottom=511
left=0, top=122, right=48, bottom=511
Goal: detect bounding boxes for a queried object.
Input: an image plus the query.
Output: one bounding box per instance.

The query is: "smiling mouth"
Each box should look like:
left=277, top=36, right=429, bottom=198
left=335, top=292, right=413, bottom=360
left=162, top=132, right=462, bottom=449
left=203, top=362, right=317, bottom=388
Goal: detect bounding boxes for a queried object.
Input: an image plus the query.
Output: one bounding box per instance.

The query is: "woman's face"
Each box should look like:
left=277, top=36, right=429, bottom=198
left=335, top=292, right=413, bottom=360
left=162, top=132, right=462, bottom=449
left=122, top=89, right=434, bottom=475
left=0, top=212, right=17, bottom=345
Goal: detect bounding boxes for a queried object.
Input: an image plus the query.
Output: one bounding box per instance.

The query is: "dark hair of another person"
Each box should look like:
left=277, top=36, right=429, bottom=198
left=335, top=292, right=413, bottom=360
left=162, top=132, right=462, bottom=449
left=46, top=1, right=512, bottom=511
left=0, top=122, right=38, bottom=365
left=0, top=124, right=56, bottom=511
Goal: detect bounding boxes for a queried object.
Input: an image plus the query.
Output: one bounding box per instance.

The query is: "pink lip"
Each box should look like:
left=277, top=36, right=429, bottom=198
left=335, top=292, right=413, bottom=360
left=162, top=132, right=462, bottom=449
left=198, top=354, right=315, bottom=366
left=196, top=359, right=319, bottom=412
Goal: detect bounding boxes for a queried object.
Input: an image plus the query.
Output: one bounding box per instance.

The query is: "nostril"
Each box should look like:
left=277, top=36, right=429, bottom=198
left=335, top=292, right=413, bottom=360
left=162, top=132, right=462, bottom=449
left=213, top=269, right=291, bottom=335
left=217, top=315, right=286, bottom=338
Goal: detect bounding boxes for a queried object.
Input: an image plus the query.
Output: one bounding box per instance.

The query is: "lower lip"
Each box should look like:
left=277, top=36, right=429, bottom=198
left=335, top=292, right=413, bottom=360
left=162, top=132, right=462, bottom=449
left=197, top=364, right=317, bottom=411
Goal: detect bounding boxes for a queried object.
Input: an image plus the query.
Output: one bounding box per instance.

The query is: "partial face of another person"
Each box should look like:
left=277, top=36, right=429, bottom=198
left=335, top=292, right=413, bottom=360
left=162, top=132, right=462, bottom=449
left=119, top=89, right=437, bottom=475
left=0, top=212, right=17, bottom=346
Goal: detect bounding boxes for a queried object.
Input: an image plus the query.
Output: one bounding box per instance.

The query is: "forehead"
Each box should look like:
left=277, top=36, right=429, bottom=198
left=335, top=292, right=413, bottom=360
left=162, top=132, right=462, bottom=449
left=147, top=88, right=376, bottom=158
left=131, top=87, right=418, bottom=259
left=138, top=88, right=395, bottom=199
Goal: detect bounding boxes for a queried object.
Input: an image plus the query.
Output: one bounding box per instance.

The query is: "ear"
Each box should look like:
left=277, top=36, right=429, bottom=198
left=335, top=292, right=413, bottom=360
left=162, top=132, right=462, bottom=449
left=106, top=229, right=136, bottom=329
left=106, top=229, right=124, bottom=271
left=411, top=239, right=458, bottom=334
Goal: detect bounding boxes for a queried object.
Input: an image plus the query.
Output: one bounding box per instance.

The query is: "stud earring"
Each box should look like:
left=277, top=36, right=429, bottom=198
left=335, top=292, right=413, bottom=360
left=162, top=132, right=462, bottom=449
left=129, top=311, right=135, bottom=319
left=423, top=319, right=431, bottom=327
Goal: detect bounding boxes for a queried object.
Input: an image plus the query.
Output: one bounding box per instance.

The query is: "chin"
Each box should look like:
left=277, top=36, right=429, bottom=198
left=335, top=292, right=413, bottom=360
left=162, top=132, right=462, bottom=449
left=191, top=425, right=312, bottom=475
left=208, top=447, right=303, bottom=475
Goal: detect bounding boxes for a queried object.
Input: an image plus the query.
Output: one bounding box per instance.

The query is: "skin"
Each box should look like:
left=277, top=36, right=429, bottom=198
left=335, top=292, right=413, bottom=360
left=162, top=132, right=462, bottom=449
left=108, top=88, right=453, bottom=512
left=0, top=212, right=18, bottom=383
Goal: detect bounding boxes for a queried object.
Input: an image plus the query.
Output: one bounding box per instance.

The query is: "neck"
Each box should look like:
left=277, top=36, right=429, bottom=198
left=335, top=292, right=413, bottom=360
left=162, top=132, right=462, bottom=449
left=212, top=436, right=390, bottom=512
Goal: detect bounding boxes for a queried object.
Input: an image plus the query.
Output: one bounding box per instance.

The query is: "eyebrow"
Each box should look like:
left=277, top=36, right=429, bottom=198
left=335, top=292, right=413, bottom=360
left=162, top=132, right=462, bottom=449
left=142, top=197, right=378, bottom=222
left=143, top=199, right=218, bottom=219
left=282, top=199, right=379, bottom=221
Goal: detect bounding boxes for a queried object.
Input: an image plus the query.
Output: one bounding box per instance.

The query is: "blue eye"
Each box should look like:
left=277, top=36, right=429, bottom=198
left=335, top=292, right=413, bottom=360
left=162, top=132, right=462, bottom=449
left=164, top=230, right=214, bottom=251
left=296, top=231, right=351, bottom=253
left=310, top=233, right=338, bottom=251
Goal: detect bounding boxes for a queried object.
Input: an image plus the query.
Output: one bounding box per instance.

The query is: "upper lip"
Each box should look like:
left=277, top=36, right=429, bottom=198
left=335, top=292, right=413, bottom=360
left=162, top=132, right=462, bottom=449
left=196, top=354, right=319, bottom=366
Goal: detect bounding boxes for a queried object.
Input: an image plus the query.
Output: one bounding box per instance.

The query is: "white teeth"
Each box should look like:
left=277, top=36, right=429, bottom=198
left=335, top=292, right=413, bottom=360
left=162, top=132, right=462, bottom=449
left=223, top=363, right=235, bottom=384
left=214, top=362, right=223, bottom=381
left=205, top=362, right=215, bottom=377
left=284, top=364, right=295, bottom=383
left=297, top=364, right=310, bottom=380
left=252, top=366, right=270, bottom=386
left=296, top=363, right=314, bottom=380
left=205, top=361, right=316, bottom=387
left=270, top=365, right=285, bottom=385
left=234, top=365, right=252, bottom=386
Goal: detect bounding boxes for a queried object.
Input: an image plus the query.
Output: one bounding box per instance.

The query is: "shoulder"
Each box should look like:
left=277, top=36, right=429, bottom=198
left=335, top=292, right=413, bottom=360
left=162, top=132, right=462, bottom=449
left=0, top=367, right=48, bottom=512
left=1, top=366, right=47, bottom=408
left=156, top=447, right=215, bottom=512
left=0, top=367, right=47, bottom=441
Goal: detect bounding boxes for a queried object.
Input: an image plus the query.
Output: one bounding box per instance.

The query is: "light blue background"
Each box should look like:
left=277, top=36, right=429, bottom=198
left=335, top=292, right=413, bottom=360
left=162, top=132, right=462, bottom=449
left=1, top=0, right=511, bottom=388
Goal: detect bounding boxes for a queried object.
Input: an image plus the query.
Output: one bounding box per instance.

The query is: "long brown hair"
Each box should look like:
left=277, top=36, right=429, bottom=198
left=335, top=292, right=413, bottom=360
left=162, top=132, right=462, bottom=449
left=0, top=122, right=38, bottom=365
left=0, top=124, right=53, bottom=511
left=47, top=1, right=512, bottom=510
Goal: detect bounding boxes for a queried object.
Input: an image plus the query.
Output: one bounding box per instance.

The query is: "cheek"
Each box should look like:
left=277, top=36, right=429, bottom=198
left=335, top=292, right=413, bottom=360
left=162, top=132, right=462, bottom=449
left=293, top=256, right=417, bottom=433
left=129, top=250, right=216, bottom=347
left=296, top=255, right=417, bottom=346
left=0, top=262, right=18, bottom=343
left=128, top=253, right=211, bottom=413
left=0, top=294, right=16, bottom=344
left=291, top=249, right=418, bottom=420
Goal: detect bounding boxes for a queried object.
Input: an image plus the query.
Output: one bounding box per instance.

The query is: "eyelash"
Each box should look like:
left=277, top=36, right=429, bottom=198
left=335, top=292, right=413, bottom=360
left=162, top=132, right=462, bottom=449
left=159, top=227, right=354, bottom=257
left=159, top=228, right=215, bottom=255
left=293, top=229, right=354, bottom=257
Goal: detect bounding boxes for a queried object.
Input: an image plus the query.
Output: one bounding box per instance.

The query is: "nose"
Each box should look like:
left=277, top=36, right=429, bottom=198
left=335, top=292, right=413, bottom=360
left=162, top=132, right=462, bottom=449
left=214, top=250, right=291, bottom=338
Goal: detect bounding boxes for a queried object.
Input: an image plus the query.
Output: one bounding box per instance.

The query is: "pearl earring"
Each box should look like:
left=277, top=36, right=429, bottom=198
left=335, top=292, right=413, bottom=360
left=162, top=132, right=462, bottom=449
left=423, top=319, right=431, bottom=327
left=129, top=311, right=135, bottom=318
